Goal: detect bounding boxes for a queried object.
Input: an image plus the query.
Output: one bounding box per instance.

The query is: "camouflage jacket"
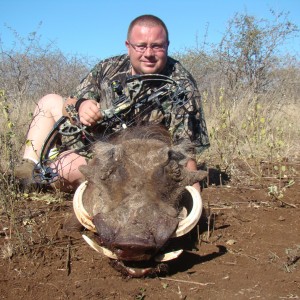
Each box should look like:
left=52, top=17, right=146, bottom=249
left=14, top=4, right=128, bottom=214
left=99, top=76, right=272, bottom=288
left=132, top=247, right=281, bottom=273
left=72, top=54, right=210, bottom=157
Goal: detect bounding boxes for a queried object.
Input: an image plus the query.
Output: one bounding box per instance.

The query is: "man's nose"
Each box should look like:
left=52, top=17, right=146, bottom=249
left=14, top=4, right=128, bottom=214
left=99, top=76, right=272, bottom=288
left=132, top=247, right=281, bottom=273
left=143, top=46, right=155, bottom=56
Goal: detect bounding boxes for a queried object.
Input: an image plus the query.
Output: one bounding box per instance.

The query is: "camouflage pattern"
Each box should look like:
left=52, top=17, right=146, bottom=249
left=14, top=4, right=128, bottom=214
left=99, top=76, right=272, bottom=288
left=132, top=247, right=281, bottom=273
left=72, top=54, right=210, bottom=158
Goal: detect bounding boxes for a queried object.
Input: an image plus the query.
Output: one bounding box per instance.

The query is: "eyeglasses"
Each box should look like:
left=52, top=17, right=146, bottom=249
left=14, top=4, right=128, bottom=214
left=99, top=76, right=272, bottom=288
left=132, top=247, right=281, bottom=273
left=128, top=42, right=167, bottom=53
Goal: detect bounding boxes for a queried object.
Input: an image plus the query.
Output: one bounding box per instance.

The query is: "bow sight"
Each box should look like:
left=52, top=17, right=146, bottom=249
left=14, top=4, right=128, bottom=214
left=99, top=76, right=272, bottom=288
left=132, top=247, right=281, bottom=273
left=33, top=74, right=194, bottom=184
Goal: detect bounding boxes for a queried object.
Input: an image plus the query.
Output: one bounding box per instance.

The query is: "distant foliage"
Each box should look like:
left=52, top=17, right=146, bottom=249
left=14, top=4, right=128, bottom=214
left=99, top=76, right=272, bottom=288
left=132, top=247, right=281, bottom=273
left=217, top=10, right=299, bottom=93
left=0, top=25, right=93, bottom=159
left=0, top=26, right=91, bottom=107
left=173, top=10, right=299, bottom=183
left=174, top=10, right=299, bottom=101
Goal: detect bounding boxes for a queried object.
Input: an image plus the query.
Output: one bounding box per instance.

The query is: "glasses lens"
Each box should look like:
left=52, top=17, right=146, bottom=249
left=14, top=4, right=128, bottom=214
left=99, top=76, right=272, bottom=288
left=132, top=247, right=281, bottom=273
left=130, top=42, right=166, bottom=53
left=136, top=45, right=146, bottom=52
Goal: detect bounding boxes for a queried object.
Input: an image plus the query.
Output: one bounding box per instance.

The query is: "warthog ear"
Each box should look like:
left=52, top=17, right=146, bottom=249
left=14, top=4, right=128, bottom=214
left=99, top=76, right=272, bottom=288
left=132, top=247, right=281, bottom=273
left=187, top=169, right=208, bottom=183
left=79, top=159, right=99, bottom=179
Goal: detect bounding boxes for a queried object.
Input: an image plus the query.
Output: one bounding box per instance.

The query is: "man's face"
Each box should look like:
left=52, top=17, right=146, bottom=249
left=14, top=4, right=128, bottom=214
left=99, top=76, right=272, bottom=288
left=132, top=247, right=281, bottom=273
left=126, top=25, right=168, bottom=75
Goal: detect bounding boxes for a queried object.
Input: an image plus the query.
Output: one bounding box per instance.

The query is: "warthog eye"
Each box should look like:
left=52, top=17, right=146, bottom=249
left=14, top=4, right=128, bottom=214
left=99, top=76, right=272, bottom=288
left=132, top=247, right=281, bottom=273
left=165, top=160, right=182, bottom=181
left=168, top=150, right=185, bottom=162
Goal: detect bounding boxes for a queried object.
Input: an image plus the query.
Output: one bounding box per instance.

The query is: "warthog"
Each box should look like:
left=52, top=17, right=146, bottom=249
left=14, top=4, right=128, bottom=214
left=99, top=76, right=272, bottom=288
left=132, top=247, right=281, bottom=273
left=73, top=125, right=207, bottom=277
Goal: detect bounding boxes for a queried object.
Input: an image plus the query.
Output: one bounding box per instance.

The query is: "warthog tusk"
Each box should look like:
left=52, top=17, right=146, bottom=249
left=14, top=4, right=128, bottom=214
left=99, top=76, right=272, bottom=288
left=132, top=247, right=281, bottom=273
left=74, top=183, right=202, bottom=259
left=73, top=181, right=96, bottom=232
left=171, top=186, right=203, bottom=238
left=154, top=249, right=183, bottom=262
left=83, top=232, right=183, bottom=263
left=82, top=234, right=118, bottom=259
left=73, top=183, right=203, bottom=236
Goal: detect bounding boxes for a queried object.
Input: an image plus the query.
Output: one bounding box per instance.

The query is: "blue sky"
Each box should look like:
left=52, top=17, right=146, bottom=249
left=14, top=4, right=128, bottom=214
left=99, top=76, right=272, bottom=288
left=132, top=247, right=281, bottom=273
left=1, top=0, right=299, bottom=60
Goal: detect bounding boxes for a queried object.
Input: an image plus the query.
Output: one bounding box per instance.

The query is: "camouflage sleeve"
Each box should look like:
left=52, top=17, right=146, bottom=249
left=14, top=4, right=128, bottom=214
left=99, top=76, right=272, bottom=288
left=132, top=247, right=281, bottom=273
left=72, top=63, right=103, bottom=101
left=71, top=55, right=130, bottom=106
left=169, top=63, right=210, bottom=158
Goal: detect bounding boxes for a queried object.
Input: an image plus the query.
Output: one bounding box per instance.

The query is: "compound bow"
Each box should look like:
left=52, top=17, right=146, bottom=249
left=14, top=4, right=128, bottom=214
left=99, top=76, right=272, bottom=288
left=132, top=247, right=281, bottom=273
left=33, top=74, right=195, bottom=184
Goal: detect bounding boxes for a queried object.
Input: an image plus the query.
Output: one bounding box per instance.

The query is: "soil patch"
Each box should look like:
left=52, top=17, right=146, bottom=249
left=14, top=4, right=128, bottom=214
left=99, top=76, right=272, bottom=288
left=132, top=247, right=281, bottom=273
left=1, top=164, right=299, bottom=299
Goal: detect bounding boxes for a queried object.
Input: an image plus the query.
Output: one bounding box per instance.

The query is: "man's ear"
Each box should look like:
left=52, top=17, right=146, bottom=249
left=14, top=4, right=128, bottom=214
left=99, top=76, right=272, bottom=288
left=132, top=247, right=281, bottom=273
left=125, top=40, right=130, bottom=52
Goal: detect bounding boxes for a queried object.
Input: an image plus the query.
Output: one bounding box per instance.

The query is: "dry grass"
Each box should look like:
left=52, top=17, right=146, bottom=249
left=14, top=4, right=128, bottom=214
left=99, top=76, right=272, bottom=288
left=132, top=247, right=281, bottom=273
left=201, top=86, right=300, bottom=184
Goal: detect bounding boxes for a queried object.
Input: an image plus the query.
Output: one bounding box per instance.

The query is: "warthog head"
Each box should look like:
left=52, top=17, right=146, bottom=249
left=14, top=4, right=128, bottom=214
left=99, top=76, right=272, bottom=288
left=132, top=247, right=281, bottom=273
left=73, top=125, right=207, bottom=277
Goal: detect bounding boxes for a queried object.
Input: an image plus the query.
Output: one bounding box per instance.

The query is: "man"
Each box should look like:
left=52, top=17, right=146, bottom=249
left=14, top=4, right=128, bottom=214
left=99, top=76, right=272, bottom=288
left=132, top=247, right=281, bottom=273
left=16, top=14, right=209, bottom=194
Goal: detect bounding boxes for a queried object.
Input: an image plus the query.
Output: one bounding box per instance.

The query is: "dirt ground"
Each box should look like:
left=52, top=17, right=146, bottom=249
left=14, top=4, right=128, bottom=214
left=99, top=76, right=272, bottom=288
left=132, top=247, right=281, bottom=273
left=0, top=162, right=299, bottom=300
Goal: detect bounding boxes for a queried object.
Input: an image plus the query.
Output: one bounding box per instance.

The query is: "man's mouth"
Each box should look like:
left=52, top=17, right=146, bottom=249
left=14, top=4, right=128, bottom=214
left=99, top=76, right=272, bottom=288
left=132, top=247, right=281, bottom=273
left=142, top=61, right=156, bottom=66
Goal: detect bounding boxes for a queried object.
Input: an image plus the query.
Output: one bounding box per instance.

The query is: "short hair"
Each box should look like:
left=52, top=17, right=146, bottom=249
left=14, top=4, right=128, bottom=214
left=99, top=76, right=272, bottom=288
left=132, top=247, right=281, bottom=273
left=127, top=14, right=169, bottom=42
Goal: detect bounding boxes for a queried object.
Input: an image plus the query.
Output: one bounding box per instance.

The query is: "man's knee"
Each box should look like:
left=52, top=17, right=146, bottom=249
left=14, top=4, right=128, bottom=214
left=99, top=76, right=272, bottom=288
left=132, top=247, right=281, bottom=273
left=38, top=94, right=64, bottom=107
left=34, top=94, right=64, bottom=120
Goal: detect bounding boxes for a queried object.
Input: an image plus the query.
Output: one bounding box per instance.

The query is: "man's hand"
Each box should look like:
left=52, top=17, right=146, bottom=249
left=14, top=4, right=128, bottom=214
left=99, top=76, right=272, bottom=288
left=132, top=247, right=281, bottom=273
left=77, top=100, right=102, bottom=126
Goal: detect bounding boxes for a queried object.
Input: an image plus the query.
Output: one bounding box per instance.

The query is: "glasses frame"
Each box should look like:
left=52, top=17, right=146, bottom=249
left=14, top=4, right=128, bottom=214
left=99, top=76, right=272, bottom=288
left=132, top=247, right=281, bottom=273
left=128, top=41, right=168, bottom=53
